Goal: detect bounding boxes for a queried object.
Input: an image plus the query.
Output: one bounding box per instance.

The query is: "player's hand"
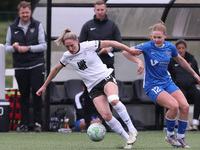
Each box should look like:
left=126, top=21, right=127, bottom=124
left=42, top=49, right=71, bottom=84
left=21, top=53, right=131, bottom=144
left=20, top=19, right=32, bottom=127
left=36, top=86, right=46, bottom=96
left=137, top=60, right=144, bottom=75
left=130, top=47, right=142, bottom=56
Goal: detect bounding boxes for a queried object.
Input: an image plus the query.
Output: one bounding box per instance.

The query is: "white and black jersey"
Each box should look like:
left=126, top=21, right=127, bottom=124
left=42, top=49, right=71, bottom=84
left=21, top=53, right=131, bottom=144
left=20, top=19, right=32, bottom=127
left=60, top=40, right=113, bottom=92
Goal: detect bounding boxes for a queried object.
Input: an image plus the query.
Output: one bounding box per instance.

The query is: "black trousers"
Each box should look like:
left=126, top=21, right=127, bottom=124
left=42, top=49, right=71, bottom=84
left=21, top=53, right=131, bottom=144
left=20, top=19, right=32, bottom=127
left=15, top=65, right=45, bottom=126
left=180, top=85, right=200, bottom=120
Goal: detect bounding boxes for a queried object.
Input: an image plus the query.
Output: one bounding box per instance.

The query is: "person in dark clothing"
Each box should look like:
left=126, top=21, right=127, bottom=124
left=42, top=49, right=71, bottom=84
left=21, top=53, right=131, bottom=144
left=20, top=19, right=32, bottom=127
left=74, top=85, right=102, bottom=132
left=168, top=39, right=200, bottom=131
left=79, top=0, right=122, bottom=70
left=5, top=1, right=47, bottom=132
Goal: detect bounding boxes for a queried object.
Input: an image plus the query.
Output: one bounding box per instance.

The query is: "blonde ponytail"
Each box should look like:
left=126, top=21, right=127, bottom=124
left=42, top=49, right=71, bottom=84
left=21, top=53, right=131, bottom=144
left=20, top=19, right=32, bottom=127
left=55, top=28, right=78, bottom=46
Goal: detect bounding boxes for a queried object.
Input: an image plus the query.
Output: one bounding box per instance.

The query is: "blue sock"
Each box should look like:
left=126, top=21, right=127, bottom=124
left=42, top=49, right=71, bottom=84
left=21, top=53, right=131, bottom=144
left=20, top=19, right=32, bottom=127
left=166, top=117, right=176, bottom=132
left=178, top=119, right=187, bottom=134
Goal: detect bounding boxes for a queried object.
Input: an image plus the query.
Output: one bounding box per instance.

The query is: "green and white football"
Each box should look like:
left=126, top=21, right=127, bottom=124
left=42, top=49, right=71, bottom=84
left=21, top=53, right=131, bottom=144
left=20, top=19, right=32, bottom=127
left=87, top=123, right=106, bottom=142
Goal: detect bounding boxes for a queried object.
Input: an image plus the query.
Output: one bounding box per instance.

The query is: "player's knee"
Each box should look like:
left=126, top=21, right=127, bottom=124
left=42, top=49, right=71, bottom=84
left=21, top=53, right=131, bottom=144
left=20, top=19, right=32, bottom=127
left=181, top=103, right=190, bottom=114
left=107, top=94, right=119, bottom=103
left=101, top=113, right=112, bottom=122
left=170, top=104, right=179, bottom=114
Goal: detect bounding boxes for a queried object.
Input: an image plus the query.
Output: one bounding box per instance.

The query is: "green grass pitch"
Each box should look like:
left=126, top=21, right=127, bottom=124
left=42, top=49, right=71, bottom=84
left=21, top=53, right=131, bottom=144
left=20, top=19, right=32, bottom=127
left=0, top=131, right=200, bottom=150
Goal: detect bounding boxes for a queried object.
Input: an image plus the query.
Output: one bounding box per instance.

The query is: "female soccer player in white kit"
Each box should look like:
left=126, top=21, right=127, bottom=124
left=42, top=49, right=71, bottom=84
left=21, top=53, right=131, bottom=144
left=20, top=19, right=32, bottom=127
left=123, top=21, right=200, bottom=149
left=36, top=28, right=144, bottom=149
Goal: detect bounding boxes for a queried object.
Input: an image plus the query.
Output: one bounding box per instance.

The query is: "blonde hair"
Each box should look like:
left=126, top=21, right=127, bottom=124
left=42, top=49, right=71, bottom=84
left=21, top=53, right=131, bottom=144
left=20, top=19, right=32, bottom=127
left=149, top=20, right=167, bottom=40
left=55, top=28, right=78, bottom=46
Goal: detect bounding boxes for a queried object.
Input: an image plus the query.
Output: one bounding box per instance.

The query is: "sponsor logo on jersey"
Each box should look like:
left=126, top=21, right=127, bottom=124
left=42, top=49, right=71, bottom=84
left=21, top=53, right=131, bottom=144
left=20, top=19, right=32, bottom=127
left=150, top=59, right=159, bottom=66
left=159, top=62, right=169, bottom=66
left=77, top=60, right=88, bottom=70
left=150, top=59, right=169, bottom=66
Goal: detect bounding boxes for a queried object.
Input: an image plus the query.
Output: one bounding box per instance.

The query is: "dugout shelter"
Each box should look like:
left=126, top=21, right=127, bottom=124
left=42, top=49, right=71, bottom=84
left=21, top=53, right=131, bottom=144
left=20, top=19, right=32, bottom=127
left=17, top=0, right=200, bottom=130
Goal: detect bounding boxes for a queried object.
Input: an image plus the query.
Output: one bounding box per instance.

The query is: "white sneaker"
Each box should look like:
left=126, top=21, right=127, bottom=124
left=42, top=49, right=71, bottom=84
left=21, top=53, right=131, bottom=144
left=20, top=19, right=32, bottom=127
left=177, top=138, right=191, bottom=148
left=165, top=135, right=182, bottom=147
left=124, top=131, right=138, bottom=149
left=191, top=124, right=199, bottom=131
left=186, top=124, right=192, bottom=131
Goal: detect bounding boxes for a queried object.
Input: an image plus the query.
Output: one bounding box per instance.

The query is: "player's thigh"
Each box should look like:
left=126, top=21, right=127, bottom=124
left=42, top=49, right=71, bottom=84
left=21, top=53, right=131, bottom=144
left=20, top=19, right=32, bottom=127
left=93, top=95, right=112, bottom=119
left=170, top=90, right=189, bottom=108
left=156, top=91, right=179, bottom=110
left=153, top=82, right=179, bottom=109
left=104, top=81, right=118, bottom=96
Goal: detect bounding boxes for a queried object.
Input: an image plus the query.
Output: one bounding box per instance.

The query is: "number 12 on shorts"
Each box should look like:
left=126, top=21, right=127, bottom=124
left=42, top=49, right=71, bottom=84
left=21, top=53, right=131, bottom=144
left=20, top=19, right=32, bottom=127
left=151, top=86, right=161, bottom=94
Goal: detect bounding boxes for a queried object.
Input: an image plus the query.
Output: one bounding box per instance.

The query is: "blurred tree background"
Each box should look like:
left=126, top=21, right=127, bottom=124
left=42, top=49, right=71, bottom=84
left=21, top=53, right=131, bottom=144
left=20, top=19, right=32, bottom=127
left=0, top=0, right=39, bottom=87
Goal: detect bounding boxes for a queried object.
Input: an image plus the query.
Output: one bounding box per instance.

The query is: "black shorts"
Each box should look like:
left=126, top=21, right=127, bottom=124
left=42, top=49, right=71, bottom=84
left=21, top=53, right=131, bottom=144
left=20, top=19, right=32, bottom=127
left=89, top=73, right=117, bottom=100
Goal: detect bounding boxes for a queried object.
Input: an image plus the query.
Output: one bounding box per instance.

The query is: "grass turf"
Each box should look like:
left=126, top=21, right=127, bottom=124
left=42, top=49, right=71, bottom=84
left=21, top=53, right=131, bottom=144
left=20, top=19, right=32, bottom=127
left=0, top=131, right=200, bottom=150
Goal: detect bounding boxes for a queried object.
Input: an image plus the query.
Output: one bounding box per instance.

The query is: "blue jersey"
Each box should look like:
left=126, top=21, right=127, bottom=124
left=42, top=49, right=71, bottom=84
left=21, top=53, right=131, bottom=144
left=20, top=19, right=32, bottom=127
left=135, top=41, right=178, bottom=93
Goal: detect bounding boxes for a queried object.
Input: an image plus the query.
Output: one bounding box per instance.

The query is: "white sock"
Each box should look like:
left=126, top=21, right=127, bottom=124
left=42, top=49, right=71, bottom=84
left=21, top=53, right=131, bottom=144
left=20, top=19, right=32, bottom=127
left=177, top=133, right=184, bottom=139
left=106, top=116, right=129, bottom=141
left=167, top=131, right=175, bottom=137
left=113, top=101, right=137, bottom=132
left=193, top=119, right=199, bottom=125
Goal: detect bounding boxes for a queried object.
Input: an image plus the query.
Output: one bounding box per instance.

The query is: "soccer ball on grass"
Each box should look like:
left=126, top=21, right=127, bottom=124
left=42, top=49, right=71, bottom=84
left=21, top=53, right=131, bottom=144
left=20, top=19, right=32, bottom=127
left=87, top=123, right=106, bottom=142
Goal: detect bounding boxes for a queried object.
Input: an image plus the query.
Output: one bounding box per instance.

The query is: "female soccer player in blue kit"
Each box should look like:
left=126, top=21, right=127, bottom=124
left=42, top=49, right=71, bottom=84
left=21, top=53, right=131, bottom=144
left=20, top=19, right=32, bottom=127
left=123, top=21, right=200, bottom=149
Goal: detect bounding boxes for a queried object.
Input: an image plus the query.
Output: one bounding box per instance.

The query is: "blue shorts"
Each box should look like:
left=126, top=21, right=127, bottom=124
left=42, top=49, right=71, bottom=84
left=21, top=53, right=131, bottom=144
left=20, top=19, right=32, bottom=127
left=146, top=81, right=179, bottom=104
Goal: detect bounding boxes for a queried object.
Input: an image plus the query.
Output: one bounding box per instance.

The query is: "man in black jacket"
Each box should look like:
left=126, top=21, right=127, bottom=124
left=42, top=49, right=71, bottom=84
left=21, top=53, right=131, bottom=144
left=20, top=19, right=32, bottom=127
left=5, top=1, right=47, bottom=132
left=168, top=39, right=200, bottom=131
left=79, top=0, right=122, bottom=70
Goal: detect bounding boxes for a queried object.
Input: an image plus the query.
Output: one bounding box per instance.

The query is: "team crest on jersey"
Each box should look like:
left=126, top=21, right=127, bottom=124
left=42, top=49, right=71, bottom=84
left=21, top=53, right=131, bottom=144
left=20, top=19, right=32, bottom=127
left=29, top=28, right=35, bottom=33
left=166, top=50, right=171, bottom=56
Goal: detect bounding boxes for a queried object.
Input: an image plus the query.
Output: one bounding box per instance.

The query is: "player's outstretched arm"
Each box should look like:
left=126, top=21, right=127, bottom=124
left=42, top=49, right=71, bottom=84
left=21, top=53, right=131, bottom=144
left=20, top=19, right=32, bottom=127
left=100, top=40, right=144, bottom=75
left=123, top=50, right=144, bottom=75
left=36, top=62, right=63, bottom=96
left=100, top=40, right=142, bottom=55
